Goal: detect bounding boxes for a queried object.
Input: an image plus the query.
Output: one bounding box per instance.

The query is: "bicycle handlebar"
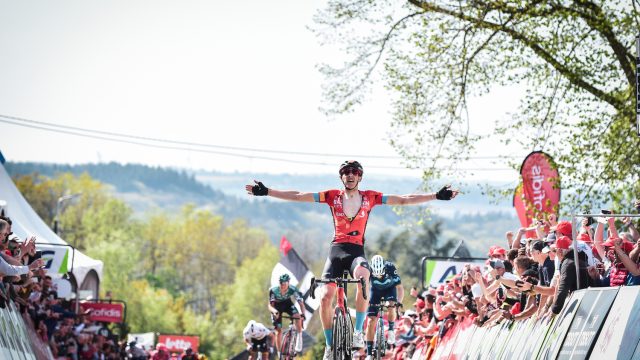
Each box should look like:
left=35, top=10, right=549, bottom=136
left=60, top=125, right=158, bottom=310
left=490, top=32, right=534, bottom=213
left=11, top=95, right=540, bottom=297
left=310, top=276, right=368, bottom=300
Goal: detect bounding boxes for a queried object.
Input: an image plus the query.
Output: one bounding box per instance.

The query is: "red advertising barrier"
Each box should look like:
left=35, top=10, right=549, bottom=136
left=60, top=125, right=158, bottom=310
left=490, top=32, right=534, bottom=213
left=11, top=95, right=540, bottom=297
left=79, top=302, right=124, bottom=323
left=514, top=151, right=560, bottom=237
left=158, top=334, right=199, bottom=353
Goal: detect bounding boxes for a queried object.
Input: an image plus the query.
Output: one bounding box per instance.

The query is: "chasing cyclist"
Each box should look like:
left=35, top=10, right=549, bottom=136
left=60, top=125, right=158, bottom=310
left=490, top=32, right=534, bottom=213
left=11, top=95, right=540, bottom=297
left=245, top=160, right=459, bottom=359
left=365, top=254, right=403, bottom=359
left=243, top=320, right=274, bottom=360
left=269, top=274, right=305, bottom=355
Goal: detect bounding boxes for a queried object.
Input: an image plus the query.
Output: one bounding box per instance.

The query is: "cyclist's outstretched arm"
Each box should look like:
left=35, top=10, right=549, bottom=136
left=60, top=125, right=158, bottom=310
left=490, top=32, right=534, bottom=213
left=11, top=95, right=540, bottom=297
left=245, top=180, right=315, bottom=202
left=384, top=185, right=459, bottom=205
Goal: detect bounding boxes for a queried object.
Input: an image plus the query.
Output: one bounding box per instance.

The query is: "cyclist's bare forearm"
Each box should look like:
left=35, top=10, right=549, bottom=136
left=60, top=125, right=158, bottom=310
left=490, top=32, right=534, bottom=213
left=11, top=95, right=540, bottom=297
left=385, top=193, right=437, bottom=205
left=266, top=189, right=315, bottom=202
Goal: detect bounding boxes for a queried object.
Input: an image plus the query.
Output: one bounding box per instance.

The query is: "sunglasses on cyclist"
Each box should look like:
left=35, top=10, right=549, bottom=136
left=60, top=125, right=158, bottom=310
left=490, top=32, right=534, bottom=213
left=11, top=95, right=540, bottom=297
left=340, top=168, right=363, bottom=176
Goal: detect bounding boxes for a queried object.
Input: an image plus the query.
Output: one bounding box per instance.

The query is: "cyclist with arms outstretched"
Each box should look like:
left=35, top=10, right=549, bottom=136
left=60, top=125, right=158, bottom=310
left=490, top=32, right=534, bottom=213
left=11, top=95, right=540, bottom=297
left=243, top=320, right=274, bottom=360
left=269, top=273, right=305, bottom=355
left=245, top=160, right=458, bottom=359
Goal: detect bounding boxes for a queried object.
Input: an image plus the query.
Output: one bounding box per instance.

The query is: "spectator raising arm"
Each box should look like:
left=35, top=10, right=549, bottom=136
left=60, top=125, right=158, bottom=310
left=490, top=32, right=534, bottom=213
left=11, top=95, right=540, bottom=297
left=512, top=228, right=526, bottom=250
left=613, top=239, right=640, bottom=276
left=594, top=221, right=606, bottom=260
left=608, top=217, right=620, bottom=239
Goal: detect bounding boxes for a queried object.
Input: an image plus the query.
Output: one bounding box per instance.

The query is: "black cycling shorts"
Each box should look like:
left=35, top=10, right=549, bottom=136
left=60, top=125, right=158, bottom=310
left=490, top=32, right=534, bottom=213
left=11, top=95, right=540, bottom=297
left=250, top=337, right=268, bottom=352
left=367, top=286, right=398, bottom=316
left=321, top=243, right=370, bottom=279
left=271, top=299, right=298, bottom=328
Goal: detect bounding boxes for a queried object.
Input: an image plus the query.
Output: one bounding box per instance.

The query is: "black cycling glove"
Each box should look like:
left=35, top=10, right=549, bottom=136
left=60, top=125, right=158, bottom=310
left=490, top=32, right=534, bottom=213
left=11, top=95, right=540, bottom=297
left=251, top=181, right=269, bottom=196
left=435, top=185, right=454, bottom=200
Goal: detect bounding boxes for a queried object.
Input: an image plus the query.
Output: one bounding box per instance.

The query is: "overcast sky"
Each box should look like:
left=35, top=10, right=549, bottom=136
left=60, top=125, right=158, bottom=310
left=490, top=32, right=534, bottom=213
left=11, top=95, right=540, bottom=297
left=0, top=0, right=524, bottom=182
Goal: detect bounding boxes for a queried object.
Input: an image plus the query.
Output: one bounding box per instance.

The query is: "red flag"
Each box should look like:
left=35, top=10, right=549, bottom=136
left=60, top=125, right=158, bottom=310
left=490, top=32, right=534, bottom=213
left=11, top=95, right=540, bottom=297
left=514, top=151, right=561, bottom=236
left=280, top=236, right=292, bottom=256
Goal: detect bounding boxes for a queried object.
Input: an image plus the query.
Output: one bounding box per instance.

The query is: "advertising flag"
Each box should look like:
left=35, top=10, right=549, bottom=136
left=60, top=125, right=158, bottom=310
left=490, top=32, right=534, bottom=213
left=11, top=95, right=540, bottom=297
left=514, top=151, right=561, bottom=236
left=270, top=236, right=320, bottom=328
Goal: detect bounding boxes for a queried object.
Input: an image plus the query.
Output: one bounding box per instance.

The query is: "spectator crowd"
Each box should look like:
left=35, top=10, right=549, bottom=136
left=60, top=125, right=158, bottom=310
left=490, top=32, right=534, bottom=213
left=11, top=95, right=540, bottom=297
left=386, top=207, right=640, bottom=359
left=0, top=215, right=202, bottom=360
left=4, top=200, right=640, bottom=360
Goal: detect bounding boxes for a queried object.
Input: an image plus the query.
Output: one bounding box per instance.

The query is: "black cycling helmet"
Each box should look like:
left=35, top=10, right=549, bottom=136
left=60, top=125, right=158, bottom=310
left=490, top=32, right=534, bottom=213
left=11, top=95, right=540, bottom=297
left=279, top=274, right=291, bottom=283
left=339, top=160, right=363, bottom=175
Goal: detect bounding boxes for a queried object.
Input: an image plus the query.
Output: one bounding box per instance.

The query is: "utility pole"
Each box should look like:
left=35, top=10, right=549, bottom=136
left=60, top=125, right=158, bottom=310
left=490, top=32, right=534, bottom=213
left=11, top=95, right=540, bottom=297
left=53, top=193, right=82, bottom=235
left=636, top=34, right=639, bottom=136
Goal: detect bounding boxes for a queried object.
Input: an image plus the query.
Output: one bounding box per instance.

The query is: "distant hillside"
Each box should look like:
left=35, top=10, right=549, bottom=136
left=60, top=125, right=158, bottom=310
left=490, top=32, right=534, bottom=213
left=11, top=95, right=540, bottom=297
left=5, top=161, right=521, bottom=257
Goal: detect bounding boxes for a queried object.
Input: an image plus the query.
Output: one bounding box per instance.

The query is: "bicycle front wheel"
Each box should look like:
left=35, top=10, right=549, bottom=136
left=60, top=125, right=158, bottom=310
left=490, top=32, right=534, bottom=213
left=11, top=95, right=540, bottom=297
left=288, top=328, right=297, bottom=357
left=280, top=330, right=290, bottom=359
left=332, top=307, right=351, bottom=360
left=374, top=317, right=385, bottom=359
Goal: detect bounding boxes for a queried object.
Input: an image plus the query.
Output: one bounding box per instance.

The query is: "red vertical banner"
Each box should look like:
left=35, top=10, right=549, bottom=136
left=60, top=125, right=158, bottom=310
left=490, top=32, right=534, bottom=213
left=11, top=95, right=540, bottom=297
left=514, top=151, right=561, bottom=235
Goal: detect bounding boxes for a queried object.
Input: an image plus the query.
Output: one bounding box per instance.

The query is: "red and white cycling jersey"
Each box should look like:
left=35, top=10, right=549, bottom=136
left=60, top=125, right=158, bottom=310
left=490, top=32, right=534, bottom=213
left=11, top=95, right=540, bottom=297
left=315, top=189, right=386, bottom=246
left=243, top=321, right=270, bottom=341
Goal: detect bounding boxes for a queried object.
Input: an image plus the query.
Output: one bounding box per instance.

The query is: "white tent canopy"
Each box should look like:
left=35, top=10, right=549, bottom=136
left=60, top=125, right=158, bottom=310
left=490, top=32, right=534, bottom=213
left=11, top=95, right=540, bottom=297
left=0, top=155, right=103, bottom=298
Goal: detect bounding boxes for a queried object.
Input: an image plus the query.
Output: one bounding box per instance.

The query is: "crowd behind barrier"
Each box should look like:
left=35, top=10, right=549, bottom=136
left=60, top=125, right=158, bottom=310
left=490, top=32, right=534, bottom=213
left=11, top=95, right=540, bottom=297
left=0, top=216, right=204, bottom=360
left=384, top=210, right=640, bottom=359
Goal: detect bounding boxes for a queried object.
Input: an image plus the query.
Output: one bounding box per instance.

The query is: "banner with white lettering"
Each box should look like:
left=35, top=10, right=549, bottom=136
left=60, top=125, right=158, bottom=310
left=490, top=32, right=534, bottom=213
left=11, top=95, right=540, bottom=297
left=422, top=258, right=485, bottom=288
left=79, top=303, right=124, bottom=323
left=157, top=335, right=199, bottom=353
left=514, top=151, right=560, bottom=237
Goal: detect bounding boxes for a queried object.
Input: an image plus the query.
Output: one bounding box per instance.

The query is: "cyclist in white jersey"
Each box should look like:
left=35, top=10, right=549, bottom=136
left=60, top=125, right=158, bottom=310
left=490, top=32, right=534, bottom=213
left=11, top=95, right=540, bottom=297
left=243, top=320, right=274, bottom=360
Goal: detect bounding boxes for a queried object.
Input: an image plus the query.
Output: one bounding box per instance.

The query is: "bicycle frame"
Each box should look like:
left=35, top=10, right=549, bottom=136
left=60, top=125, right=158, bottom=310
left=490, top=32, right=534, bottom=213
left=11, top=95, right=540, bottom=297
left=279, top=314, right=300, bottom=359
left=372, top=301, right=396, bottom=358
left=310, top=272, right=368, bottom=359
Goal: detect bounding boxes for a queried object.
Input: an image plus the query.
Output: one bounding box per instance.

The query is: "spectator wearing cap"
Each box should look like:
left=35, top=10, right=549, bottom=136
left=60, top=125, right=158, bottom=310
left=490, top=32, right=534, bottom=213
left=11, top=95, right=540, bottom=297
left=592, top=216, right=637, bottom=285
left=548, top=236, right=590, bottom=315
left=553, top=219, right=598, bottom=268
left=152, top=343, right=169, bottom=360
left=592, top=236, right=637, bottom=287
left=551, top=220, right=572, bottom=238
left=490, top=246, right=507, bottom=261
left=530, top=241, right=555, bottom=288
left=611, top=237, right=640, bottom=285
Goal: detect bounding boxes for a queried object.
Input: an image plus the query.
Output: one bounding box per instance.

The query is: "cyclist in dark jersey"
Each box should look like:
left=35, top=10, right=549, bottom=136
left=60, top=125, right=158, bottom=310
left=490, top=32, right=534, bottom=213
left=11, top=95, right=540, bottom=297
left=268, top=274, right=305, bottom=355
left=246, top=160, right=459, bottom=359
left=365, top=254, right=403, bottom=359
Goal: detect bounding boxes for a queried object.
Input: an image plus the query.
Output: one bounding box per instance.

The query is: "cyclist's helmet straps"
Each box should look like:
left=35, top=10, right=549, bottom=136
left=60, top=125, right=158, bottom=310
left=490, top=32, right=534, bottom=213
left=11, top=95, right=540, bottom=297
left=279, top=273, right=291, bottom=283
left=371, top=255, right=385, bottom=277
left=339, top=160, right=364, bottom=175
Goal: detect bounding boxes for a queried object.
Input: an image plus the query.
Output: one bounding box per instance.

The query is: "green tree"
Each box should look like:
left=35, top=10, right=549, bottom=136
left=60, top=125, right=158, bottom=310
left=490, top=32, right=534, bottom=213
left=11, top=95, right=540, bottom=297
left=14, top=171, right=277, bottom=358
left=367, top=220, right=456, bottom=288
left=314, top=0, right=640, bottom=211
left=210, top=243, right=279, bottom=359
